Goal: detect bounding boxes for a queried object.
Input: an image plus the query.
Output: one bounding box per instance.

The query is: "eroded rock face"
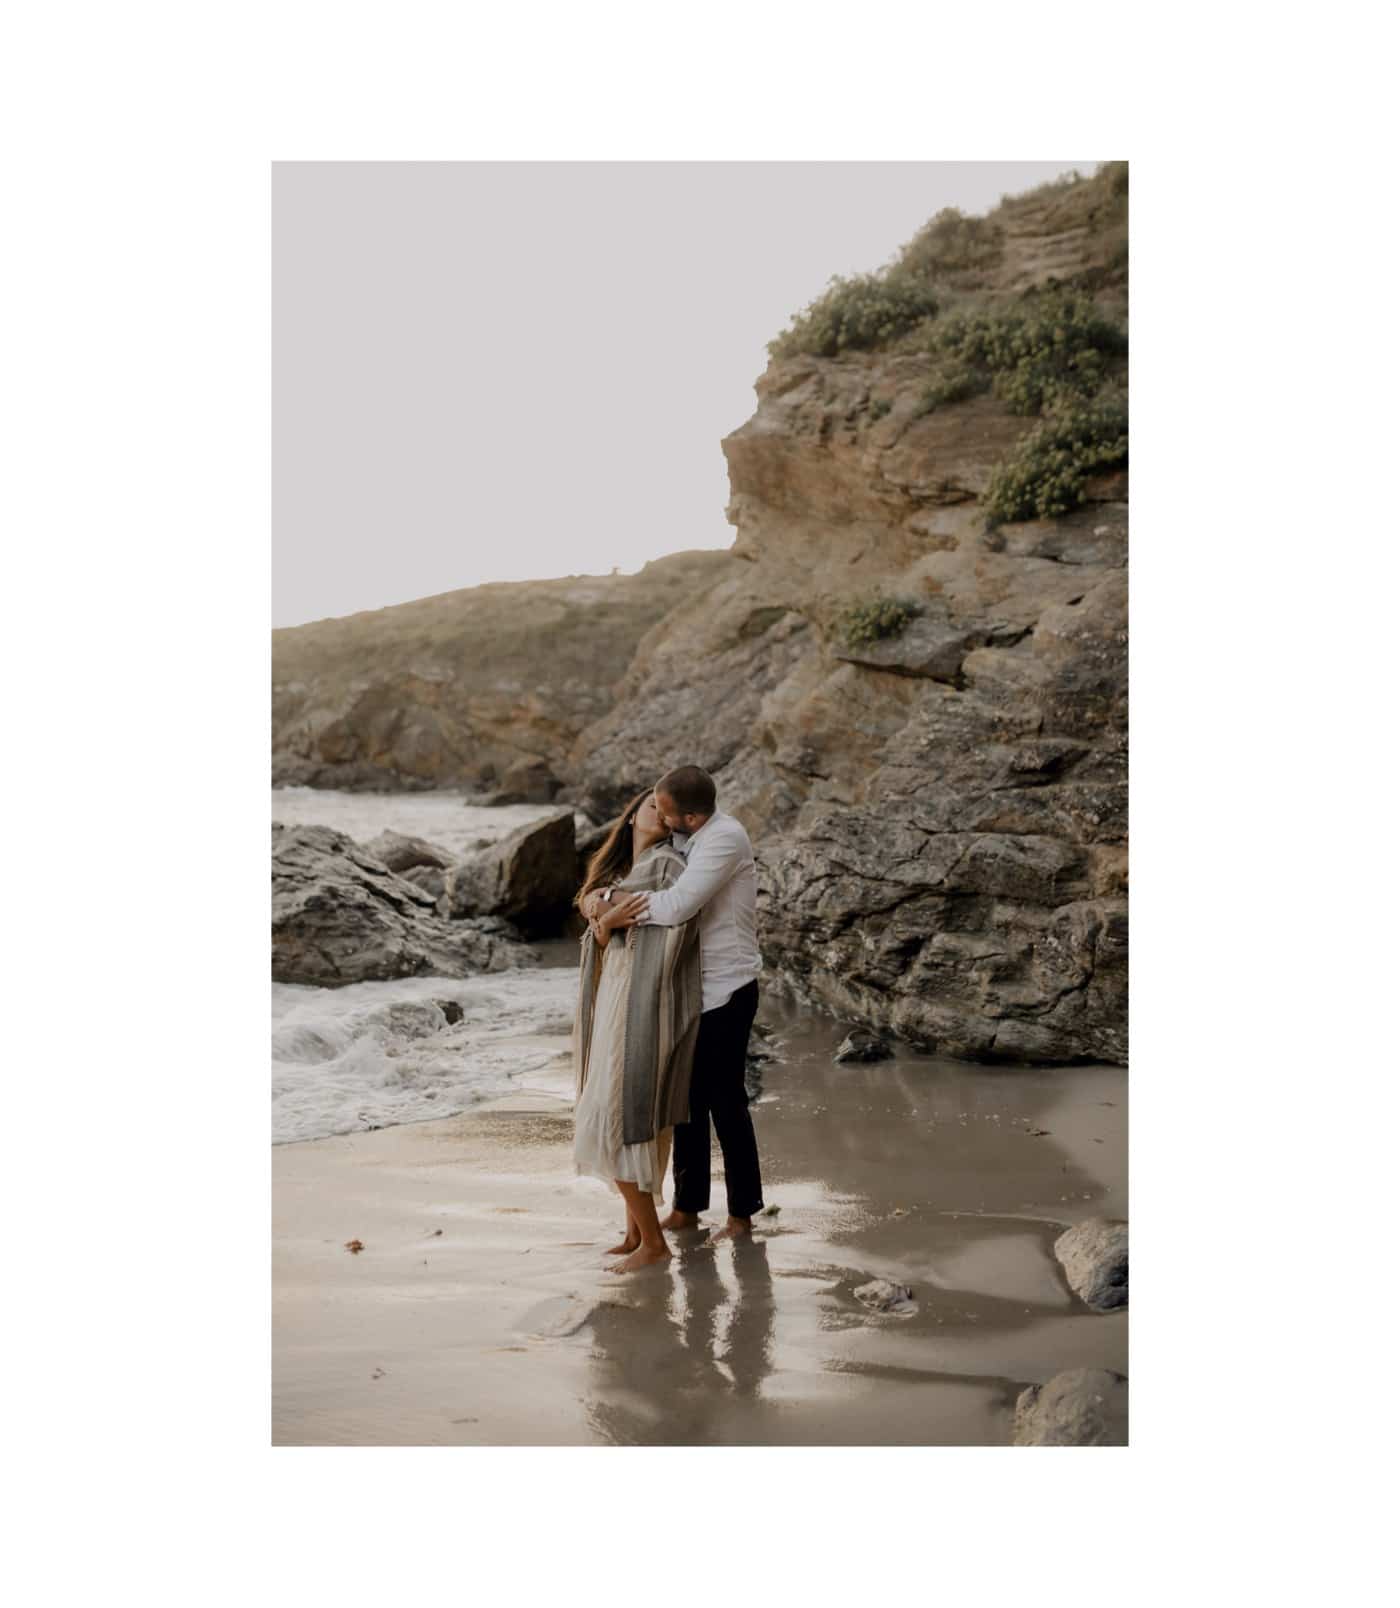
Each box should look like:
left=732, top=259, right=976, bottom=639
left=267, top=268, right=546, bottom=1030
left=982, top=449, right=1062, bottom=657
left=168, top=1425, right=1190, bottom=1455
left=272, top=823, right=534, bottom=985
left=1053, top=1218, right=1128, bottom=1310
left=565, top=406, right=1126, bottom=1062
left=562, top=185, right=1128, bottom=1064
left=439, top=809, right=578, bottom=937
left=1013, top=1368, right=1128, bottom=1446
left=272, top=551, right=730, bottom=792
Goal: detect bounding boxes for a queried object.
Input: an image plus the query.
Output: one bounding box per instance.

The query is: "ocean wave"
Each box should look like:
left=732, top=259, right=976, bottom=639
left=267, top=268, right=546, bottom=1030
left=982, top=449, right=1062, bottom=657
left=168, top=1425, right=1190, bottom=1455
left=272, top=969, right=580, bottom=1144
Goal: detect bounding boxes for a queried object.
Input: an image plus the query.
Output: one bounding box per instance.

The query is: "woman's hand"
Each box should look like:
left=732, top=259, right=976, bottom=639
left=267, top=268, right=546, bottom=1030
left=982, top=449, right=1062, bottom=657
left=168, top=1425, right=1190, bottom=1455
left=582, top=889, right=647, bottom=935
left=596, top=899, right=627, bottom=932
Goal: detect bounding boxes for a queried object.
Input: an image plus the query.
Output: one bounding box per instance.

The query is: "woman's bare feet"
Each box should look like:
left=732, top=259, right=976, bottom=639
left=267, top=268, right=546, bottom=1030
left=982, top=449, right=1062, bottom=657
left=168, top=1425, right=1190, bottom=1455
left=609, top=1242, right=673, bottom=1274
left=604, top=1233, right=641, bottom=1256
left=658, top=1209, right=701, bottom=1232
left=708, top=1216, right=753, bottom=1243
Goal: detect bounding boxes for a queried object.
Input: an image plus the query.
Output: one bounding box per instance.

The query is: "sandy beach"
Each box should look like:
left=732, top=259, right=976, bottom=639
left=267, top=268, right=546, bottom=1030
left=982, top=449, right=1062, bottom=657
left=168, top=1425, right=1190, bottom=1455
left=273, top=980, right=1126, bottom=1446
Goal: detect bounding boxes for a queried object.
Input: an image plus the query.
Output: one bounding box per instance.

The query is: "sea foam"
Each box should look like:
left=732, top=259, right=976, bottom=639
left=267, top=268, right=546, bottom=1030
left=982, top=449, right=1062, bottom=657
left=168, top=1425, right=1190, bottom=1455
left=271, top=789, right=585, bottom=1144
left=272, top=969, right=580, bottom=1144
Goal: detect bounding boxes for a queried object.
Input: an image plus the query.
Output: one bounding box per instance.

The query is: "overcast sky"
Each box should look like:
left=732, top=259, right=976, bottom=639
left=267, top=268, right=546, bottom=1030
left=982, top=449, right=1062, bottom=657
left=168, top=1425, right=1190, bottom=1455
left=272, top=161, right=1097, bottom=627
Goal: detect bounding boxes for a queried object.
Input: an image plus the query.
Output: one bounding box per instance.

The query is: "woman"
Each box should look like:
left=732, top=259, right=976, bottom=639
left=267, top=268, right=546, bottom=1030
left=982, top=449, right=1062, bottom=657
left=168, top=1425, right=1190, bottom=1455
left=571, top=788, right=703, bottom=1273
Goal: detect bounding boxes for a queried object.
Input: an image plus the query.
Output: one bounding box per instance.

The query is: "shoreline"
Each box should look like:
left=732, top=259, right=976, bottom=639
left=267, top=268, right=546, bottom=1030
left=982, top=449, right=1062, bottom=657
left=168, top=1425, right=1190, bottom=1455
left=273, top=995, right=1126, bottom=1446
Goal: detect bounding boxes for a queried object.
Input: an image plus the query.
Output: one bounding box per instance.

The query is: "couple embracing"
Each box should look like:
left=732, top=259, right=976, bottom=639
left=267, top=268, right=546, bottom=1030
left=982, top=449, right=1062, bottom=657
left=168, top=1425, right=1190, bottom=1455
left=570, top=765, right=763, bottom=1273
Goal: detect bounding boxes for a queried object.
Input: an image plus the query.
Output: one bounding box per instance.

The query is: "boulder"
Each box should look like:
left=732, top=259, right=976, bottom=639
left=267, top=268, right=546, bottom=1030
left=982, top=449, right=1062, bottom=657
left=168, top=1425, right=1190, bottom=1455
left=1053, top=1217, right=1128, bottom=1310
left=361, top=830, right=453, bottom=874
left=834, top=1027, right=892, bottom=1064
left=497, top=756, right=563, bottom=804
left=1013, top=1369, right=1128, bottom=1446
left=398, top=863, right=446, bottom=899
left=439, top=809, right=578, bottom=937
left=272, top=823, right=535, bottom=986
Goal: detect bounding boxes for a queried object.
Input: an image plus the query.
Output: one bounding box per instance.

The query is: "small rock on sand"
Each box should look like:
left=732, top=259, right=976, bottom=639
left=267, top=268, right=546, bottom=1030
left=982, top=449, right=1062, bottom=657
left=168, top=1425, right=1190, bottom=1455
left=854, top=1278, right=918, bottom=1316
left=1013, top=1368, right=1128, bottom=1446
left=834, top=1028, right=893, bottom=1064
left=1053, top=1217, right=1128, bottom=1310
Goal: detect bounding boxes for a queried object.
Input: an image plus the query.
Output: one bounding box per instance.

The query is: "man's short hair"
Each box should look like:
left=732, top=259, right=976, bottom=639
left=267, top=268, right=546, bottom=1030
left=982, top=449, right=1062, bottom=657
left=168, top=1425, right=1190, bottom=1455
left=656, top=765, right=716, bottom=817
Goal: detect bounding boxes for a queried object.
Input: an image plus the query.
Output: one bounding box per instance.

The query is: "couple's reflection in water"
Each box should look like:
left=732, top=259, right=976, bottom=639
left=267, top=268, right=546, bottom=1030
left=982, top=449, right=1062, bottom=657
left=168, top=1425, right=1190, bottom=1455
left=584, top=1234, right=776, bottom=1445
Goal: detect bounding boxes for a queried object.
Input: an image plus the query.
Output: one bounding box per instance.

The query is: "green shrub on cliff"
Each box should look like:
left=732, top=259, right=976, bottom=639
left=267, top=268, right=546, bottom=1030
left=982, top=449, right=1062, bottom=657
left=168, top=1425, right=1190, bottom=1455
left=913, top=365, right=985, bottom=417
left=892, top=206, right=1006, bottom=282
left=922, top=290, right=1127, bottom=417
left=837, top=594, right=921, bottom=648
left=983, top=395, right=1128, bottom=524
left=768, top=274, right=939, bottom=360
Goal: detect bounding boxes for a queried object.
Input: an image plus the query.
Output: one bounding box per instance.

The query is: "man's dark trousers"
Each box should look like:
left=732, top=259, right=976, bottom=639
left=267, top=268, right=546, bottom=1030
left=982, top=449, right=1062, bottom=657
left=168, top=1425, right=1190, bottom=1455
left=672, top=979, right=763, bottom=1218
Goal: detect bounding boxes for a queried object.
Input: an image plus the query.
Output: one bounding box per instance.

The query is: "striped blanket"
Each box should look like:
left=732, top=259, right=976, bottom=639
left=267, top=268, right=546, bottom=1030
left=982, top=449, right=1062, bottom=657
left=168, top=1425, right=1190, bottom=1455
left=573, top=841, right=703, bottom=1146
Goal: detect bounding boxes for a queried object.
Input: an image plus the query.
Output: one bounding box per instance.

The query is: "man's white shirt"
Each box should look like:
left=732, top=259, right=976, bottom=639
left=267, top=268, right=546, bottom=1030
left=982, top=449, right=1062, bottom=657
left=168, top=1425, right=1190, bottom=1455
left=640, top=809, right=761, bottom=1013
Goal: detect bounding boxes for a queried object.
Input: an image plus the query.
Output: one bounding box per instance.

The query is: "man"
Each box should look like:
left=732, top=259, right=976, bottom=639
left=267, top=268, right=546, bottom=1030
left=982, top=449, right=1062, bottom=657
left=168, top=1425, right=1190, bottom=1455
left=581, top=765, right=763, bottom=1241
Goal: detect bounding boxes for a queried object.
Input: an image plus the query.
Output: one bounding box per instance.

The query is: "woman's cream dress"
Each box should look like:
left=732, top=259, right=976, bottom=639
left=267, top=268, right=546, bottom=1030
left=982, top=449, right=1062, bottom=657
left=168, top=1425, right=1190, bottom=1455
left=572, top=937, right=673, bottom=1199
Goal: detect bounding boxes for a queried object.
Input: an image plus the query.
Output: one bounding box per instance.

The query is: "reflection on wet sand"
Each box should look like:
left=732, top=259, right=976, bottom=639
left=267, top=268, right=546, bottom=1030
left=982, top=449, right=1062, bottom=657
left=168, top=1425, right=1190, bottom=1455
left=585, top=1238, right=775, bottom=1445
left=582, top=993, right=1126, bottom=1446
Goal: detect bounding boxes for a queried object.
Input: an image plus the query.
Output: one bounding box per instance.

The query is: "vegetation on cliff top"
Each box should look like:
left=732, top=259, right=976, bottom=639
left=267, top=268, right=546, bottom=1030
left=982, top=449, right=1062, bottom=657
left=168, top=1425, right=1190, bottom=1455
left=767, top=276, right=940, bottom=361
left=915, top=288, right=1127, bottom=420
left=766, top=164, right=1129, bottom=529
left=768, top=162, right=1126, bottom=362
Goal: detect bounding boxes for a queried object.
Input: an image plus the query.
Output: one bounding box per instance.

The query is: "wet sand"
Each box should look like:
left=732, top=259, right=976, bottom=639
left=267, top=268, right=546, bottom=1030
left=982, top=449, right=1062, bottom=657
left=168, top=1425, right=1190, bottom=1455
left=272, top=991, right=1127, bottom=1445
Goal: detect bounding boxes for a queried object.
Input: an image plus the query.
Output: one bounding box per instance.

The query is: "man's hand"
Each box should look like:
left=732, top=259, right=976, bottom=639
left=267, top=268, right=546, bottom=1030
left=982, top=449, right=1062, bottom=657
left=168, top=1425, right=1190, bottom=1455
left=580, top=888, right=648, bottom=928
left=609, top=893, right=649, bottom=928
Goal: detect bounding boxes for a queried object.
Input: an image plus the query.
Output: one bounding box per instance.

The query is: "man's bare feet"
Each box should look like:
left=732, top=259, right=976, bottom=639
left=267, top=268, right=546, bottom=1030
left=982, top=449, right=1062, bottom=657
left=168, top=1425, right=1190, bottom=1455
left=609, top=1243, right=673, bottom=1274
left=708, top=1216, right=753, bottom=1243
left=658, top=1210, right=701, bottom=1232
left=604, top=1235, right=641, bottom=1256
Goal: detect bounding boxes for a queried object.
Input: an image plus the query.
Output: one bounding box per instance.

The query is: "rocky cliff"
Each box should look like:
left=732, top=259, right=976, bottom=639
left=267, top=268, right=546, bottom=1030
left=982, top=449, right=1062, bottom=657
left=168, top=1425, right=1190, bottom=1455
left=568, top=166, right=1128, bottom=1062
left=272, top=550, right=729, bottom=793
left=274, top=166, right=1129, bottom=1065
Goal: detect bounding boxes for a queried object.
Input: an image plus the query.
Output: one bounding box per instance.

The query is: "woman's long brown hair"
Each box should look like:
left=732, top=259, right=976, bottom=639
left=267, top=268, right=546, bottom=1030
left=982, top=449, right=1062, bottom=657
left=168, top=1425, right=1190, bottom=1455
left=574, top=788, right=656, bottom=911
